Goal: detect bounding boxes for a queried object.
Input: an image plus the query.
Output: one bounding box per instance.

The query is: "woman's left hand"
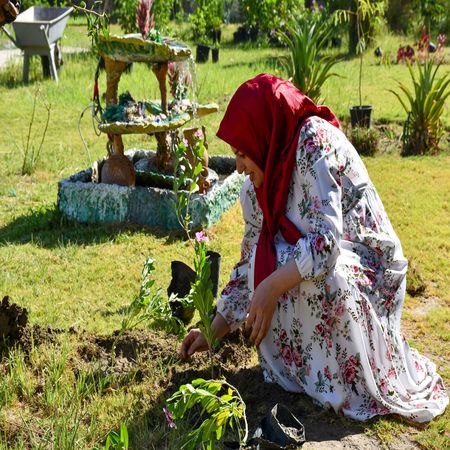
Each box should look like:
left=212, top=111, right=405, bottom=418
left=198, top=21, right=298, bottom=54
left=246, top=278, right=279, bottom=347
left=246, top=259, right=303, bottom=347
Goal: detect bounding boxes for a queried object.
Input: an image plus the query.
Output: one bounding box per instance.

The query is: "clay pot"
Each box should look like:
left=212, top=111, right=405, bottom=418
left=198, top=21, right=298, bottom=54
left=101, top=154, right=136, bottom=186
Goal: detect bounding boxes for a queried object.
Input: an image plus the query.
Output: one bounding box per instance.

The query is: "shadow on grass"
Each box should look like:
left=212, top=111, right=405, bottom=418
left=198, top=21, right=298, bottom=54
left=0, top=203, right=184, bottom=248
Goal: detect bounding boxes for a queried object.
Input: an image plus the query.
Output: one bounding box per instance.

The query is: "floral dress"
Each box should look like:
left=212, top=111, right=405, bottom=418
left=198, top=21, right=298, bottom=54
left=217, top=116, right=448, bottom=422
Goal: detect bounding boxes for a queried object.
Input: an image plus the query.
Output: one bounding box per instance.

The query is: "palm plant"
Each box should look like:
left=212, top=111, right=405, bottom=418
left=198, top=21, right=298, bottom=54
left=389, top=59, right=450, bottom=156
left=278, top=22, right=339, bottom=103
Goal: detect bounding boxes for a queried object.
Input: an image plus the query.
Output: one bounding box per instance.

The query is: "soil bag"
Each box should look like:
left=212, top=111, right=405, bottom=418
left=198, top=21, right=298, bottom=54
left=224, top=403, right=305, bottom=450
left=249, top=403, right=305, bottom=449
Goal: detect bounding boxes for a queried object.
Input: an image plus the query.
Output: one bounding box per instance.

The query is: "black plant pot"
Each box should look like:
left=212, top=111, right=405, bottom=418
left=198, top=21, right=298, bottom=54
left=206, top=250, right=221, bottom=298
left=167, top=251, right=221, bottom=325
left=196, top=44, right=210, bottom=63
left=211, top=28, right=221, bottom=45
left=350, top=105, right=373, bottom=128
left=167, top=261, right=196, bottom=325
left=211, top=47, right=219, bottom=63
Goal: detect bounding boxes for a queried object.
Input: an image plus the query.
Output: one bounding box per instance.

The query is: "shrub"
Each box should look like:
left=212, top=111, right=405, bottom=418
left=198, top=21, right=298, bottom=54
left=350, top=127, right=379, bottom=156
left=240, top=0, right=301, bottom=35
left=115, top=0, right=172, bottom=34
left=278, top=20, right=339, bottom=104
left=189, top=0, right=223, bottom=44
left=389, top=59, right=450, bottom=156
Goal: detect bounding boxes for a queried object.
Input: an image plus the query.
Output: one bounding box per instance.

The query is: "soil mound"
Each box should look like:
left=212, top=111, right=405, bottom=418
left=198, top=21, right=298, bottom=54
left=0, top=296, right=59, bottom=354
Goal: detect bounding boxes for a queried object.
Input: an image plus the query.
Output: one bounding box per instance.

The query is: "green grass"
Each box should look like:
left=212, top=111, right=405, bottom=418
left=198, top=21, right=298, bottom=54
left=0, top=18, right=449, bottom=449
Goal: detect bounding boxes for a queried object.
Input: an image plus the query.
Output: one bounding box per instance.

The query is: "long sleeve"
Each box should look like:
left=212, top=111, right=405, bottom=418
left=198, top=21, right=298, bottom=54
left=287, top=118, right=343, bottom=280
left=217, top=178, right=262, bottom=331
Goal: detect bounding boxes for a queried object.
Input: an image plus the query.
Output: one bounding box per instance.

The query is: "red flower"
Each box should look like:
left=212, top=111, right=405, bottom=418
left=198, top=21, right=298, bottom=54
left=313, top=235, right=326, bottom=252
left=293, top=350, right=302, bottom=367
left=348, top=355, right=359, bottom=367
left=335, top=302, right=345, bottom=317
left=343, top=363, right=357, bottom=384
left=279, top=329, right=288, bottom=342
left=282, top=345, right=293, bottom=365
left=315, top=323, right=324, bottom=335
left=324, top=365, right=332, bottom=380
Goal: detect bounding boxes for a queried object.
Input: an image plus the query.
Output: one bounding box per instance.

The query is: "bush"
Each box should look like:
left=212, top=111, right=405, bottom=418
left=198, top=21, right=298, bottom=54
left=278, top=19, right=340, bottom=103
left=350, top=127, right=379, bottom=156
left=189, top=0, right=223, bottom=44
left=115, top=0, right=172, bottom=34
left=389, top=59, right=450, bottom=156
left=240, top=0, right=301, bottom=35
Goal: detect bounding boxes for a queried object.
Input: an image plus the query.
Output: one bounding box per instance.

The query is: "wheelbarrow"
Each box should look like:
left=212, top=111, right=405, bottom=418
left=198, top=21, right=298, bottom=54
left=4, top=6, right=73, bottom=83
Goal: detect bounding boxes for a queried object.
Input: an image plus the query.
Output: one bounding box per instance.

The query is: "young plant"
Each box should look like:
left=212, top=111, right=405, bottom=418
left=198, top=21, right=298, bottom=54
left=112, top=258, right=186, bottom=364
left=18, top=87, right=51, bottom=176
left=72, top=1, right=110, bottom=53
left=173, top=131, right=218, bottom=369
left=278, top=20, right=339, bottom=103
left=93, top=423, right=129, bottom=450
left=389, top=59, right=450, bottom=156
left=191, top=232, right=218, bottom=365
left=335, top=0, right=384, bottom=107
left=350, top=126, right=380, bottom=156
left=173, top=130, right=206, bottom=238
left=165, top=378, right=248, bottom=450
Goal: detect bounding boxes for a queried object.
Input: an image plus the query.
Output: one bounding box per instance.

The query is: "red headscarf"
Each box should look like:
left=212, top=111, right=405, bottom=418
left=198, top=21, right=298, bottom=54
left=217, top=73, right=340, bottom=288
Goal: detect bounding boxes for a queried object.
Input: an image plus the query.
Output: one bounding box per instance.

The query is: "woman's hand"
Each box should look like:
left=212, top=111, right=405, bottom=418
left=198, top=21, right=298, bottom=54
left=246, top=277, right=279, bottom=347
left=179, top=328, right=208, bottom=360
left=179, top=313, right=231, bottom=360
left=246, top=259, right=303, bottom=347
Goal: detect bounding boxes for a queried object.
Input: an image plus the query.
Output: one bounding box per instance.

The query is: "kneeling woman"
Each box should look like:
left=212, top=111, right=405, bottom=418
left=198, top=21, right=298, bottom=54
left=180, top=73, right=448, bottom=422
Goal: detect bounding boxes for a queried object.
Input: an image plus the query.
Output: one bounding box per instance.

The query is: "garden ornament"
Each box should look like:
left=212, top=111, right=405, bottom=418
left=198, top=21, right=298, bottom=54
left=0, top=0, right=19, bottom=27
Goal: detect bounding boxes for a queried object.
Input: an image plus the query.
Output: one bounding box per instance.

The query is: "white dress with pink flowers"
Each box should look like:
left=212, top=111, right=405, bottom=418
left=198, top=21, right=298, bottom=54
left=217, top=116, right=448, bottom=422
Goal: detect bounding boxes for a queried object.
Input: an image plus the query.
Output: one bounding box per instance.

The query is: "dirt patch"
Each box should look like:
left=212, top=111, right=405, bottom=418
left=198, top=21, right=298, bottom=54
left=409, top=296, right=442, bottom=316
left=0, top=296, right=60, bottom=354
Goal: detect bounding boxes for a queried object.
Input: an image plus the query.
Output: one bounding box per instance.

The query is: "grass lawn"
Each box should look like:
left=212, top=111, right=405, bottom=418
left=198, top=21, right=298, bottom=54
left=0, top=18, right=449, bottom=449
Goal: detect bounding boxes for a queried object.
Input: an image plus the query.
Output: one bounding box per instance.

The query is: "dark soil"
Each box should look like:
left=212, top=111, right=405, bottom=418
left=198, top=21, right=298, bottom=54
left=0, top=296, right=60, bottom=354
left=0, top=299, right=417, bottom=448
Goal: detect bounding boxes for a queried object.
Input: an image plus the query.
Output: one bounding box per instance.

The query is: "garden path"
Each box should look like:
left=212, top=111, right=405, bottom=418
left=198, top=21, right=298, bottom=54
left=0, top=45, right=88, bottom=70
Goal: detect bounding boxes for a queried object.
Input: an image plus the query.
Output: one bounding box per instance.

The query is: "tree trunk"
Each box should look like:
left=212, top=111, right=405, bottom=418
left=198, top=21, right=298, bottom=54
left=102, top=0, right=114, bottom=15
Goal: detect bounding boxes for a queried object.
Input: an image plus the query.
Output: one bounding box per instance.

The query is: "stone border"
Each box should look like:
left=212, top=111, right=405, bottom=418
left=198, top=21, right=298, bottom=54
left=57, top=150, right=243, bottom=231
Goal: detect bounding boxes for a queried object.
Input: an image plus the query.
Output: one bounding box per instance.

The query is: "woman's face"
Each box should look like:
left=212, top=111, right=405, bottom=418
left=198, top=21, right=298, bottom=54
left=231, top=146, right=264, bottom=188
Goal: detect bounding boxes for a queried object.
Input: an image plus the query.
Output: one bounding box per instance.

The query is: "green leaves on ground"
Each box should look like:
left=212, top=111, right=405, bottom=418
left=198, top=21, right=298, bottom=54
left=166, top=378, right=248, bottom=450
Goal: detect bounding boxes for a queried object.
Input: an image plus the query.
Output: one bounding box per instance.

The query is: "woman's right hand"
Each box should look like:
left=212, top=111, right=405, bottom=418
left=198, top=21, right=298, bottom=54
left=179, top=328, right=209, bottom=360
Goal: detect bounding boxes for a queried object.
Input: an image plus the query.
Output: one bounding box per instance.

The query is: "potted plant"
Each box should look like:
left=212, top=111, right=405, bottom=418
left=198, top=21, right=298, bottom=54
left=335, top=0, right=384, bottom=128
left=190, top=0, right=223, bottom=64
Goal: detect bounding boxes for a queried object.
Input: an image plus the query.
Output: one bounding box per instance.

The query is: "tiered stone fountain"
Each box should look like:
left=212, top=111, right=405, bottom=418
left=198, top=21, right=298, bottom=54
left=58, top=33, right=243, bottom=230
